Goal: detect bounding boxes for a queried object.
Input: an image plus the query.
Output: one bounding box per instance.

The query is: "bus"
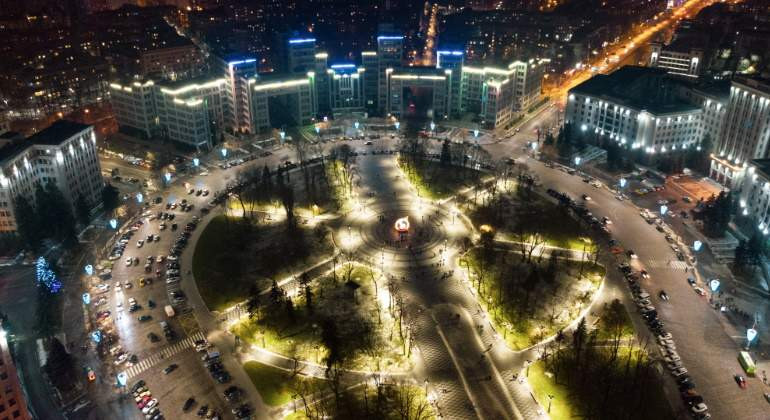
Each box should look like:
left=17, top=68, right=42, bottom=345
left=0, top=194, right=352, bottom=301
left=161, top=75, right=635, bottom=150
left=738, top=351, right=756, bottom=376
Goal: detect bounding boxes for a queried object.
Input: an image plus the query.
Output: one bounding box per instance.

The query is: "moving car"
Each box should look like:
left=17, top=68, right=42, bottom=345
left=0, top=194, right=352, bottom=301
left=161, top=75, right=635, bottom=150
left=163, top=363, right=178, bottom=374
left=659, top=290, right=669, bottom=301
left=734, top=374, right=747, bottom=389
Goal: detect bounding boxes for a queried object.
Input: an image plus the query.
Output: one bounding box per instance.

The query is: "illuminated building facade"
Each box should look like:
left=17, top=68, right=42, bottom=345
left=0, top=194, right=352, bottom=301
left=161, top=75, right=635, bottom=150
left=710, top=78, right=770, bottom=187
left=565, top=66, right=704, bottom=154
left=326, top=65, right=366, bottom=114
left=0, top=121, right=103, bottom=233
left=250, top=74, right=317, bottom=132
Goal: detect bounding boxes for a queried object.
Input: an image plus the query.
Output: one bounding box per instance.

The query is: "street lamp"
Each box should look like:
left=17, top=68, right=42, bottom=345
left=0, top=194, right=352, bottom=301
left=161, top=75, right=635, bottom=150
left=574, top=156, right=581, bottom=166
left=547, top=394, right=555, bottom=413
left=354, top=121, right=360, bottom=130
left=619, top=177, right=627, bottom=188
left=395, top=121, right=400, bottom=130
left=280, top=131, right=286, bottom=143
left=220, top=147, right=228, bottom=158
left=709, top=279, right=720, bottom=292
left=193, top=157, right=200, bottom=167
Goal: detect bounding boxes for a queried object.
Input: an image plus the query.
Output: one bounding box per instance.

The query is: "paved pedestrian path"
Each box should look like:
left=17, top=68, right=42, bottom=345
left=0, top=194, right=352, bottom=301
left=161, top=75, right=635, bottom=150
left=123, top=331, right=205, bottom=379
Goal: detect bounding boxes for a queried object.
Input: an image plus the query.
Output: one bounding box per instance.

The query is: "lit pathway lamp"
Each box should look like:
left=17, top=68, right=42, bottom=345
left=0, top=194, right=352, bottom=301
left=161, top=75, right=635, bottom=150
left=109, top=219, right=118, bottom=230
left=574, top=156, right=581, bottom=167
left=660, top=204, right=668, bottom=216
left=709, top=279, right=720, bottom=293
left=164, top=172, right=172, bottom=183
left=136, top=193, right=143, bottom=204
left=84, top=264, right=94, bottom=276
left=221, top=147, right=228, bottom=159
left=315, top=125, right=321, bottom=138
left=746, top=328, right=758, bottom=349
left=280, top=130, right=286, bottom=143
left=354, top=121, right=360, bottom=131
left=82, top=293, right=91, bottom=305
left=193, top=157, right=200, bottom=168
left=117, top=371, right=128, bottom=388
left=619, top=177, right=627, bottom=190
left=395, top=121, right=400, bottom=131
left=693, top=240, right=703, bottom=252
left=430, top=121, right=435, bottom=136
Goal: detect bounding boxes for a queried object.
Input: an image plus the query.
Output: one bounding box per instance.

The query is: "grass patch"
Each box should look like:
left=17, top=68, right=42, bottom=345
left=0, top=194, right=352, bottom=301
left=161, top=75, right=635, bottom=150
left=287, top=382, right=436, bottom=419
left=468, top=187, right=594, bottom=251
left=459, top=247, right=604, bottom=350
left=398, top=158, right=482, bottom=200
left=595, top=299, right=635, bottom=341
left=193, top=215, right=334, bottom=311
left=232, top=264, right=409, bottom=371
left=243, top=361, right=326, bottom=406
left=532, top=343, right=674, bottom=419
left=529, top=361, right=572, bottom=420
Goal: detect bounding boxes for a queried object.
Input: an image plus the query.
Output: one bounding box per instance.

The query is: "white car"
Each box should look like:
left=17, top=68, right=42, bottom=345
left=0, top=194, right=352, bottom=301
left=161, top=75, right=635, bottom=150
left=156, top=255, right=165, bottom=263
left=691, top=403, right=708, bottom=414
left=125, top=257, right=134, bottom=267
left=664, top=355, right=681, bottom=363
left=671, top=367, right=688, bottom=377
left=142, top=399, right=158, bottom=414
left=137, top=240, right=144, bottom=248
left=658, top=332, right=672, bottom=340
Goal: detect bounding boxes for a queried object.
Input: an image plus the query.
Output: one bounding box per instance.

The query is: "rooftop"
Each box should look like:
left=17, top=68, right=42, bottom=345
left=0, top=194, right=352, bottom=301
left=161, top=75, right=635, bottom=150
left=0, top=120, right=91, bottom=163
left=570, top=66, right=699, bottom=115
left=27, top=120, right=90, bottom=146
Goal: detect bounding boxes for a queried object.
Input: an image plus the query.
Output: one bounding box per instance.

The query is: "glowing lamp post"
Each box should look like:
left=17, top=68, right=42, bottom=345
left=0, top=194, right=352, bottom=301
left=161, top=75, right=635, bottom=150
left=747, top=328, right=757, bottom=344
left=473, top=129, right=479, bottom=138
left=164, top=172, right=172, bottom=183
left=693, top=240, right=703, bottom=252
left=660, top=205, right=668, bottom=216
left=82, top=293, right=91, bottom=305
left=117, top=372, right=128, bottom=387
left=135, top=193, right=143, bottom=203
left=354, top=121, right=360, bottom=130
left=84, top=264, right=94, bottom=276
left=430, top=121, right=435, bottom=132
left=709, top=279, right=720, bottom=292
left=193, top=157, right=199, bottom=167
left=619, top=178, right=627, bottom=188
left=574, top=156, right=581, bottom=166
left=91, top=330, right=102, bottom=344
left=280, top=131, right=286, bottom=142
left=395, top=121, right=400, bottom=130
left=315, top=126, right=320, bottom=136
left=221, top=147, right=228, bottom=158
left=109, top=219, right=118, bottom=229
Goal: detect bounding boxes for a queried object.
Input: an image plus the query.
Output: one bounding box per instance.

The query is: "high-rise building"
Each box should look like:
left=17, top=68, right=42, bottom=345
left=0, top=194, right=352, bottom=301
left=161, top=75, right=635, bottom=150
left=377, top=35, right=404, bottom=115
left=215, top=54, right=258, bottom=133
left=509, top=59, right=547, bottom=113
left=710, top=78, right=770, bottom=187
left=437, top=50, right=465, bottom=117
left=109, top=78, right=158, bottom=139
left=0, top=121, right=103, bottom=233
left=0, top=323, right=32, bottom=420
left=361, top=51, right=379, bottom=114
left=286, top=37, right=318, bottom=74
left=326, top=64, right=366, bottom=114
left=565, top=66, right=703, bottom=153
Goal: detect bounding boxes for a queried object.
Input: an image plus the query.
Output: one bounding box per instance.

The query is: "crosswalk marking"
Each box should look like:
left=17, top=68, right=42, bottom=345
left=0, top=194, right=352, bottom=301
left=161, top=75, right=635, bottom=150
left=646, top=259, right=689, bottom=270
left=124, top=331, right=205, bottom=379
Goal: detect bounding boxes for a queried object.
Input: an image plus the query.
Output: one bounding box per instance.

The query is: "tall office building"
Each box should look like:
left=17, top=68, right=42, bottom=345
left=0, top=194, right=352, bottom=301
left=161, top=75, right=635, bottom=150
left=215, top=54, right=258, bottom=133
left=377, top=35, right=404, bottom=115
left=109, top=78, right=158, bottom=139
left=0, top=323, right=32, bottom=420
left=326, top=64, right=366, bottom=114
left=361, top=51, right=379, bottom=114
left=315, top=52, right=331, bottom=115
left=437, top=50, right=465, bottom=117
left=0, top=121, right=103, bottom=233
left=710, top=78, right=770, bottom=187
left=287, top=37, right=318, bottom=74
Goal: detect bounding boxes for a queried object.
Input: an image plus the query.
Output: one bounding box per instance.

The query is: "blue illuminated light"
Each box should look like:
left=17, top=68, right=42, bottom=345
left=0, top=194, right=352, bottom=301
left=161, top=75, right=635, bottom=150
left=84, top=264, right=94, bottom=276
left=82, top=293, right=91, bottom=305
left=289, top=38, right=316, bottom=44
left=228, top=58, right=257, bottom=66
left=193, top=158, right=200, bottom=167
left=377, top=35, right=404, bottom=41
left=437, top=51, right=464, bottom=56
left=109, top=219, right=118, bottom=229
left=331, top=64, right=356, bottom=69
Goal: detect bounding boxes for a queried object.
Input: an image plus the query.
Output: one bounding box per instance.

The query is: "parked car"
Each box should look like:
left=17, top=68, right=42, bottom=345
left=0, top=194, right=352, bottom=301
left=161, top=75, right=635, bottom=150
left=163, top=363, right=179, bottom=374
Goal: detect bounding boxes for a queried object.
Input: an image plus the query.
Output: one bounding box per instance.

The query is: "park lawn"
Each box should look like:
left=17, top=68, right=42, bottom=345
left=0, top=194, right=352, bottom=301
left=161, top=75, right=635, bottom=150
left=460, top=248, right=605, bottom=350
left=398, top=158, right=482, bottom=200
left=285, top=384, right=436, bottom=419
left=192, top=215, right=334, bottom=311
left=595, top=300, right=636, bottom=341
left=528, top=361, right=573, bottom=420
left=243, top=361, right=326, bottom=407
left=233, top=264, right=409, bottom=371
